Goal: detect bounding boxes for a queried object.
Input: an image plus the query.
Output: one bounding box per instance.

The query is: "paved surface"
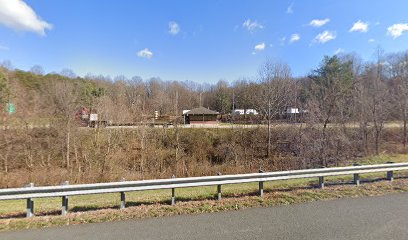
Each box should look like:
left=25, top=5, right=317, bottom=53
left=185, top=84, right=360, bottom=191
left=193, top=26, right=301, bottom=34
left=1, top=193, right=408, bottom=240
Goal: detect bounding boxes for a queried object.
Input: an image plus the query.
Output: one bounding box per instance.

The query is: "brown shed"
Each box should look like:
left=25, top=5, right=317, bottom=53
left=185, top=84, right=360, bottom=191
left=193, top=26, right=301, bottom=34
left=183, top=107, right=218, bottom=124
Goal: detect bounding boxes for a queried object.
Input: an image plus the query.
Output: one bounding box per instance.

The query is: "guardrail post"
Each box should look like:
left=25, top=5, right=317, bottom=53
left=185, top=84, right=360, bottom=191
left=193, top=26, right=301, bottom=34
left=387, top=171, right=394, bottom=181
left=61, top=181, right=69, bottom=216
left=26, top=183, right=34, bottom=218
left=353, top=163, right=361, bottom=186
left=258, top=169, right=264, bottom=197
left=217, top=172, right=222, bottom=200
left=386, top=161, right=394, bottom=181
left=318, top=176, right=325, bottom=189
left=120, top=177, right=126, bottom=209
left=353, top=174, right=360, bottom=186
left=171, top=175, right=176, bottom=206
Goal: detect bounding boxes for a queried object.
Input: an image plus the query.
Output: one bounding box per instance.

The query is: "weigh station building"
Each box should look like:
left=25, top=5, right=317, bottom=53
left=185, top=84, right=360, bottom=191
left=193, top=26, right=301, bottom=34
left=183, top=107, right=219, bottom=124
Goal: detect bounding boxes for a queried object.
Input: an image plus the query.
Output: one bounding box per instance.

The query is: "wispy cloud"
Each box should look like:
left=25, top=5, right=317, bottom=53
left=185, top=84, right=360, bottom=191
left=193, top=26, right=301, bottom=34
left=368, top=38, right=375, bottom=43
left=350, top=20, right=369, bottom=33
left=254, top=42, right=265, bottom=51
left=286, top=3, right=294, bottom=14
left=289, top=34, right=300, bottom=43
left=309, top=18, right=330, bottom=27
left=0, top=0, right=52, bottom=36
left=387, top=23, right=408, bottom=39
left=137, top=48, right=153, bottom=59
left=252, top=42, right=265, bottom=55
left=168, top=21, right=180, bottom=35
left=313, top=31, right=336, bottom=44
left=242, top=19, right=264, bottom=32
left=334, top=48, right=344, bottom=55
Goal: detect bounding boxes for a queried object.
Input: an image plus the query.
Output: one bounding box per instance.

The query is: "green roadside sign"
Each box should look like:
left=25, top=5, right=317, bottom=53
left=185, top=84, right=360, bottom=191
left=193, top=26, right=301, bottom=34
left=8, top=103, right=15, bottom=114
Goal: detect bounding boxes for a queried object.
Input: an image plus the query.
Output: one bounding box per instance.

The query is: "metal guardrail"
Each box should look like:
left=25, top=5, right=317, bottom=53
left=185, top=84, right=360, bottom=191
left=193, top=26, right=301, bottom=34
left=1, top=162, right=407, bottom=218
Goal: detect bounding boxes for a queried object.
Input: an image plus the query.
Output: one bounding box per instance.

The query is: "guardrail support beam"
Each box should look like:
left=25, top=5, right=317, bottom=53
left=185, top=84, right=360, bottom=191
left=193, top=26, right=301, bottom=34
left=171, top=188, right=176, bottom=205
left=387, top=171, right=394, bottom=181
left=120, top=178, right=126, bottom=209
left=120, top=192, right=126, bottom=209
left=258, top=169, right=264, bottom=197
left=318, top=176, right=325, bottom=189
left=26, top=183, right=34, bottom=218
left=259, top=181, right=264, bottom=197
left=217, top=185, right=222, bottom=200
left=386, top=162, right=394, bottom=181
left=171, top=175, right=176, bottom=206
left=61, top=181, right=69, bottom=216
left=62, top=196, right=68, bottom=216
left=217, top=172, right=222, bottom=200
left=26, top=198, right=34, bottom=218
left=353, top=174, right=360, bottom=186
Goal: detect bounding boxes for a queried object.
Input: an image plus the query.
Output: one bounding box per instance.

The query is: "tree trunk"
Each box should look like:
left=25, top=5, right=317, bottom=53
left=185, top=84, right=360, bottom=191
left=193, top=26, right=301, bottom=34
left=321, top=124, right=327, bottom=167
left=175, top=125, right=180, bottom=175
left=1, top=153, right=8, bottom=173
left=403, top=108, right=407, bottom=148
left=375, top=130, right=380, bottom=155
left=363, top=125, right=369, bottom=155
left=267, top=100, right=271, bottom=158
left=66, top=121, right=71, bottom=169
left=140, top=125, right=145, bottom=179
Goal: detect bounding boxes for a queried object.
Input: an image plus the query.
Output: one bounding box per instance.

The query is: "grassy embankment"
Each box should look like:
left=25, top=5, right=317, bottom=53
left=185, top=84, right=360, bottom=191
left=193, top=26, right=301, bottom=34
left=0, top=154, right=407, bottom=231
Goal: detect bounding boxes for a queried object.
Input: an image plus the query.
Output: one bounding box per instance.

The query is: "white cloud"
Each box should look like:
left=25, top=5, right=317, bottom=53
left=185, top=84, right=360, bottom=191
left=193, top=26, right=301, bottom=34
left=137, top=48, right=153, bottom=59
left=168, top=21, right=180, bottom=35
left=254, top=42, right=265, bottom=51
left=287, top=3, right=294, bottom=14
left=368, top=38, right=375, bottom=43
left=242, top=19, right=264, bottom=32
left=289, top=33, right=300, bottom=43
left=387, top=23, right=408, bottom=39
left=334, top=48, right=344, bottom=54
left=0, top=44, right=9, bottom=51
left=314, top=31, right=336, bottom=43
left=309, top=18, right=330, bottom=27
left=0, top=0, right=52, bottom=36
left=350, top=20, right=369, bottom=33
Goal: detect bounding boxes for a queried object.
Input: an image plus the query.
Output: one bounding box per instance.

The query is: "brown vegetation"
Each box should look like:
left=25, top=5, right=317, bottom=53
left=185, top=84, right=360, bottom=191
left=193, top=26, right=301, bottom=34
left=1, top=50, right=408, bottom=187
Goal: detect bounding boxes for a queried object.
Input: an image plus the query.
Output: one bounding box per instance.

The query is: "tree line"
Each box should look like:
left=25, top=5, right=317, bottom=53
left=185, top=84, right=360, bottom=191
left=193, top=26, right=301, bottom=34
left=0, top=48, right=407, bottom=186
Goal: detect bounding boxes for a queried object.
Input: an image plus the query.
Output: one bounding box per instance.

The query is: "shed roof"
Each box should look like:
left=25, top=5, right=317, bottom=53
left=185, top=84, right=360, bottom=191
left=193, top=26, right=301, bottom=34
left=184, top=107, right=218, bottom=115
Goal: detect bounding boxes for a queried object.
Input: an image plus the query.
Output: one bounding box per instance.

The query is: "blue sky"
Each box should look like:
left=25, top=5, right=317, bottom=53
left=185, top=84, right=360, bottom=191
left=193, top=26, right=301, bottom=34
left=1, top=0, right=408, bottom=83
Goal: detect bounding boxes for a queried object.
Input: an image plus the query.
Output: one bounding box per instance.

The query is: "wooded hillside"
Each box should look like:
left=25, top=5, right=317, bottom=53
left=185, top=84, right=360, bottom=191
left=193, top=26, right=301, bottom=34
left=1, top=50, right=408, bottom=187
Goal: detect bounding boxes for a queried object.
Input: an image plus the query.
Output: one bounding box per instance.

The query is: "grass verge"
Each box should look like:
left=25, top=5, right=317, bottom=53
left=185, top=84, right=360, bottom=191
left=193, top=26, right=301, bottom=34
left=0, top=154, right=407, bottom=232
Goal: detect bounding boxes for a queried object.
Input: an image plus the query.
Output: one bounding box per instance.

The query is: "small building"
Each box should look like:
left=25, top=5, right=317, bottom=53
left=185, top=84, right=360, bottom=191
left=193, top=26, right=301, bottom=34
left=232, top=109, right=258, bottom=115
left=183, top=107, right=219, bottom=124
left=281, top=107, right=308, bottom=122
left=286, top=107, right=299, bottom=114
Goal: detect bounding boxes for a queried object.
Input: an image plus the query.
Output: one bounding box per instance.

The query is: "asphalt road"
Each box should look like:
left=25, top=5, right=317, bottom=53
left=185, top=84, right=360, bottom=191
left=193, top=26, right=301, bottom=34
left=1, top=193, right=408, bottom=240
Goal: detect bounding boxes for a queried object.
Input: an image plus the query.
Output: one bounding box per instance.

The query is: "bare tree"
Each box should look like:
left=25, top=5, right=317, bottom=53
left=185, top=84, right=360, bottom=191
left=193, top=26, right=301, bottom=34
left=30, top=65, right=45, bottom=75
left=233, top=79, right=258, bottom=122
left=307, top=55, right=354, bottom=165
left=49, top=80, right=81, bottom=168
left=387, top=52, right=408, bottom=148
left=257, top=60, right=294, bottom=157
